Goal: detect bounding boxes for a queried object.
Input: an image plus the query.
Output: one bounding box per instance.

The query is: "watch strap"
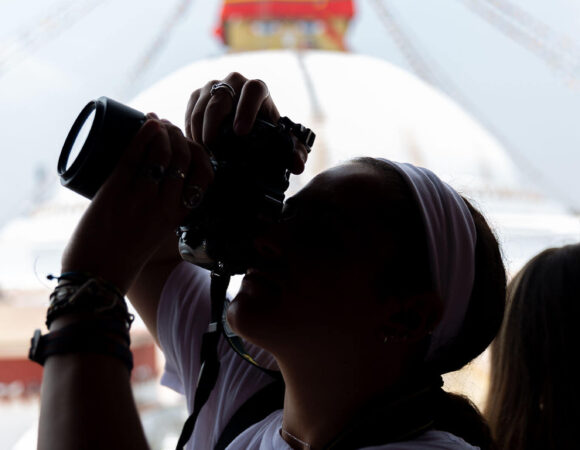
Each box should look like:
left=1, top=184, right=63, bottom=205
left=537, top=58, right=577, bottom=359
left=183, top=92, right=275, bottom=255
left=29, top=323, right=133, bottom=372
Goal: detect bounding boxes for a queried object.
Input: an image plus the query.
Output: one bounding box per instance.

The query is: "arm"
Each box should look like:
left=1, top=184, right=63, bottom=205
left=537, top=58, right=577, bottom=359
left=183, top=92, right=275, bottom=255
left=37, top=73, right=308, bottom=450
left=38, top=118, right=212, bottom=450
left=127, top=232, right=181, bottom=345
left=38, top=316, right=149, bottom=450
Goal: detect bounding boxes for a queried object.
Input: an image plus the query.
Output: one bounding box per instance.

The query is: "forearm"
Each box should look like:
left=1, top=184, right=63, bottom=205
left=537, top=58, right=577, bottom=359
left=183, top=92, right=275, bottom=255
left=39, top=208, right=181, bottom=450
left=38, top=351, right=149, bottom=450
left=127, top=232, right=183, bottom=344
left=40, top=229, right=161, bottom=448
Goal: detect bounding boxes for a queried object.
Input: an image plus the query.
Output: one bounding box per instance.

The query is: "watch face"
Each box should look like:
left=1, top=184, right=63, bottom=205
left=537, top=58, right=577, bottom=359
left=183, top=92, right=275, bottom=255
left=28, top=329, right=43, bottom=364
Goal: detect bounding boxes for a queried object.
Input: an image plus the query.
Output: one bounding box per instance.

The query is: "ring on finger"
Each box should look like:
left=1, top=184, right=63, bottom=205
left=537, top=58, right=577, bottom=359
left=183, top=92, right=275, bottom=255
left=166, top=167, right=187, bottom=180
left=210, top=82, right=236, bottom=99
left=140, top=164, right=166, bottom=183
left=183, top=184, right=204, bottom=209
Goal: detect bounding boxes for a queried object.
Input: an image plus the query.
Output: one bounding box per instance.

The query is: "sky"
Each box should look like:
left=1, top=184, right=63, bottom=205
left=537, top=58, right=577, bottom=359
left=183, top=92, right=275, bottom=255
left=1, top=0, right=580, bottom=227
left=1, top=2, right=579, bottom=446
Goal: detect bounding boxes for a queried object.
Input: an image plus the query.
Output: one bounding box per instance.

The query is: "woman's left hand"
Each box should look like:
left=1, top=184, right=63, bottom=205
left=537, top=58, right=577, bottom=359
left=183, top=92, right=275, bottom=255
left=61, top=117, right=214, bottom=294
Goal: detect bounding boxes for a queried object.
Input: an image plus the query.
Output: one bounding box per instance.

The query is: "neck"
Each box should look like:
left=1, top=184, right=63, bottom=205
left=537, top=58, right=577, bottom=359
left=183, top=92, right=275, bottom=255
left=276, top=347, right=406, bottom=449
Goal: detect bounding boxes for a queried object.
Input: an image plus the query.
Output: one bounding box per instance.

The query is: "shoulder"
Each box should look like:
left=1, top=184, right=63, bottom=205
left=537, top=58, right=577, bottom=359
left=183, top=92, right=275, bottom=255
left=157, top=261, right=212, bottom=339
left=159, top=260, right=211, bottom=304
left=156, top=261, right=212, bottom=396
left=363, top=430, right=480, bottom=449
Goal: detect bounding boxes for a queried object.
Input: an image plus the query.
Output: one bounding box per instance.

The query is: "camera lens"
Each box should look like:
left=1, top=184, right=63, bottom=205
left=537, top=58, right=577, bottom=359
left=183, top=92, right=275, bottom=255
left=58, top=97, right=146, bottom=199
left=66, top=108, right=96, bottom=172
left=60, top=101, right=101, bottom=176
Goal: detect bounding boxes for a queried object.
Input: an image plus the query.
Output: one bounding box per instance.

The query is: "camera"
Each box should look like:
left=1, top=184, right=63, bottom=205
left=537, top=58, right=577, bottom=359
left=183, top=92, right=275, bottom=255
left=58, top=96, right=314, bottom=275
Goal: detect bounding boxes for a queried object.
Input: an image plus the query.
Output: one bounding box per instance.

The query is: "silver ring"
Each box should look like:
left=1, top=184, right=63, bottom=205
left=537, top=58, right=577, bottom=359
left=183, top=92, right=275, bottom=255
left=140, top=164, right=165, bottom=183
left=183, top=184, right=204, bottom=209
left=166, top=167, right=186, bottom=180
left=210, top=82, right=235, bottom=99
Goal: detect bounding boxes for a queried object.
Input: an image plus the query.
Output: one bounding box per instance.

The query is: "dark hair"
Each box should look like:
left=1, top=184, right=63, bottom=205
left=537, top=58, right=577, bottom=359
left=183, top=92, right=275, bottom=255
left=486, top=243, right=580, bottom=450
left=353, top=157, right=506, bottom=449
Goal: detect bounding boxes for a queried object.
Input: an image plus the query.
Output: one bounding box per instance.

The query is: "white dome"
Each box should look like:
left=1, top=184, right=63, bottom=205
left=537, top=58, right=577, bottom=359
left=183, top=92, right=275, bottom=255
left=0, top=50, right=579, bottom=290
left=132, top=50, right=523, bottom=198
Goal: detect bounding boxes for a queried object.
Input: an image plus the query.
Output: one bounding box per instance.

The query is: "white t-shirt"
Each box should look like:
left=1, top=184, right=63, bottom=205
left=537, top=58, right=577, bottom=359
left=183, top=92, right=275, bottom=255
left=157, top=262, right=479, bottom=449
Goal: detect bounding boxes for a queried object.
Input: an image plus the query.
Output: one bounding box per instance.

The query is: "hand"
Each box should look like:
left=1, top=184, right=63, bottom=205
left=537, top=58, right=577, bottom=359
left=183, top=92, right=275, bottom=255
left=61, top=117, right=214, bottom=293
left=184, top=72, right=309, bottom=174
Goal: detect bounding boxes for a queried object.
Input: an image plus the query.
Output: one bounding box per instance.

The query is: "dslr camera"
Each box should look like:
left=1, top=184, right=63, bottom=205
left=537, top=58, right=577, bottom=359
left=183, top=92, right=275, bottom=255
left=58, top=97, right=315, bottom=275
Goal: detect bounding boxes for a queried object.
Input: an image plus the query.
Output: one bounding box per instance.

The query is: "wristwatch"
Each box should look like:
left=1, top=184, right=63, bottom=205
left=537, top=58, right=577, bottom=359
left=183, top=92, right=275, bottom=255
left=28, top=320, right=133, bottom=372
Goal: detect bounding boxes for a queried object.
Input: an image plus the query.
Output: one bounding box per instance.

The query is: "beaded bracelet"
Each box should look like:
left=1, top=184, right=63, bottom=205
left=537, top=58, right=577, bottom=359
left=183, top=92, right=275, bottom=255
left=46, top=272, right=134, bottom=329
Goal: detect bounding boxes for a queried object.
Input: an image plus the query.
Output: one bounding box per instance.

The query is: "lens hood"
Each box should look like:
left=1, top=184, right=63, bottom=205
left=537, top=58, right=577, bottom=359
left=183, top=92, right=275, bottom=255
left=58, top=97, right=146, bottom=199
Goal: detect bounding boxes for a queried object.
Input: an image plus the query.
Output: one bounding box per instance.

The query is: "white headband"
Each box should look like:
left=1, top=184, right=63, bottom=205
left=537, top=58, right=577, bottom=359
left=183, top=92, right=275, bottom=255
left=379, top=160, right=477, bottom=361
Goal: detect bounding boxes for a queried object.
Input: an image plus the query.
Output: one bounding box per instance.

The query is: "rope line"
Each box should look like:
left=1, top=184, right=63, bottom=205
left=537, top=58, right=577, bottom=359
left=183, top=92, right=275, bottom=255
left=0, top=0, right=107, bottom=78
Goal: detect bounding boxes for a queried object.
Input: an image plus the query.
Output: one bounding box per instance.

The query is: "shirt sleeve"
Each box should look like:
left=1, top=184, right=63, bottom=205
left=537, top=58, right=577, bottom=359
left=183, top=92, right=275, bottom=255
left=157, top=261, right=212, bottom=400
left=156, top=261, right=280, bottom=449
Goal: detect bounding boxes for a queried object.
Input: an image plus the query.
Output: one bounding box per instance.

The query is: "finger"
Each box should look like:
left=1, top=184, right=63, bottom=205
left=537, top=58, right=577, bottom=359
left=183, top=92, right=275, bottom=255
left=202, top=86, right=236, bottom=144
left=201, top=73, right=247, bottom=144
left=162, top=121, right=190, bottom=179
left=291, top=141, right=309, bottom=174
left=190, top=79, right=219, bottom=145
left=234, top=78, right=279, bottom=135
left=184, top=90, right=201, bottom=140
left=112, top=119, right=165, bottom=184
left=134, top=122, right=172, bottom=193
left=160, top=122, right=191, bottom=207
left=181, top=140, right=214, bottom=211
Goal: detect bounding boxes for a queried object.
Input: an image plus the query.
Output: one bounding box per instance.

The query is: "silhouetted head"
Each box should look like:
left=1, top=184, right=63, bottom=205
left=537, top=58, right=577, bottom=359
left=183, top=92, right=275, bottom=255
left=487, top=243, right=580, bottom=450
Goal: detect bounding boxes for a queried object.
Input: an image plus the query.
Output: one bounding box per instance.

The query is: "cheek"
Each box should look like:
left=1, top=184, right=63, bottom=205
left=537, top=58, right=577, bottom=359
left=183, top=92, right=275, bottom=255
left=285, top=262, right=373, bottom=321
left=227, top=239, right=381, bottom=346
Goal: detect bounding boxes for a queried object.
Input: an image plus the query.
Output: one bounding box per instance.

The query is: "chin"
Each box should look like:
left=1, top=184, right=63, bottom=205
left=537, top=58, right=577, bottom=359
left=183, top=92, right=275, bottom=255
left=225, top=292, right=249, bottom=337
left=226, top=289, right=286, bottom=350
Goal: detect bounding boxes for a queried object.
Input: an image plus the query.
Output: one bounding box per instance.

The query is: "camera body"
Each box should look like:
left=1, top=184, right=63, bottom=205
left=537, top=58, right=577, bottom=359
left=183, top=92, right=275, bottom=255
left=59, top=97, right=314, bottom=275
left=178, top=116, right=295, bottom=274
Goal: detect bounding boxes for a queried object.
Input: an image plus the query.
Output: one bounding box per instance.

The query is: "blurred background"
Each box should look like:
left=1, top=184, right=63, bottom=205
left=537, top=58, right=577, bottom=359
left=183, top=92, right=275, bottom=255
left=1, top=0, right=579, bottom=448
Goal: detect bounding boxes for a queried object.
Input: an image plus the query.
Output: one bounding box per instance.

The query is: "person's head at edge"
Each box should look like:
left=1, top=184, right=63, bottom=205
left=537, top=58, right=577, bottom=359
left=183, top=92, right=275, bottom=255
left=226, top=157, right=507, bottom=448
left=486, top=243, right=580, bottom=450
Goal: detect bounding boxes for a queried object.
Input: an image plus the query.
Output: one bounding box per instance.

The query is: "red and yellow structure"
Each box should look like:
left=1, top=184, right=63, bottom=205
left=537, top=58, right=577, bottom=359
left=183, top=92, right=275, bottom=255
left=216, top=0, right=355, bottom=51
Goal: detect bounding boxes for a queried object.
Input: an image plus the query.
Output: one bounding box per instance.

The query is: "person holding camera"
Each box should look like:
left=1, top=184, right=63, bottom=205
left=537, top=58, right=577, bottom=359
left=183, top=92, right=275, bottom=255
left=33, top=73, right=506, bottom=449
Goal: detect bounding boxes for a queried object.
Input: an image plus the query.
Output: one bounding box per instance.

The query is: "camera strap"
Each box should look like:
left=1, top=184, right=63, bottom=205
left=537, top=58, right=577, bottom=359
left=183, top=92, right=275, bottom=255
left=220, top=310, right=283, bottom=379
left=175, top=270, right=228, bottom=450
left=175, top=270, right=282, bottom=450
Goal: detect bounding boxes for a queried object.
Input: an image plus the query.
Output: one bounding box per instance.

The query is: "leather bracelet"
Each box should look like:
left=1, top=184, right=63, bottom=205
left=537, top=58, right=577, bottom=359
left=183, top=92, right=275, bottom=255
left=46, top=276, right=133, bottom=329
left=29, top=323, right=133, bottom=372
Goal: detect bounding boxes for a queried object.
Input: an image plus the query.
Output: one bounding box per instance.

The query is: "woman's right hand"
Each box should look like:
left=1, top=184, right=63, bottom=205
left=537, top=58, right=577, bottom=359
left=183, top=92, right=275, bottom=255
left=61, top=116, right=214, bottom=294
left=184, top=72, right=309, bottom=175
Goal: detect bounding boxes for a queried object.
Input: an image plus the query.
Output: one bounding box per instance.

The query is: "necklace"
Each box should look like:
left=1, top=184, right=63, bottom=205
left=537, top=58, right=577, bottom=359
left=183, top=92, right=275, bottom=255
left=280, top=428, right=313, bottom=450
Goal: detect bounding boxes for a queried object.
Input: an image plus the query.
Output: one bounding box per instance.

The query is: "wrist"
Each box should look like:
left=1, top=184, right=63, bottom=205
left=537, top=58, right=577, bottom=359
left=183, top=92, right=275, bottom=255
left=45, top=272, right=134, bottom=330
left=59, top=264, right=135, bottom=295
left=30, top=275, right=135, bottom=372
left=29, top=322, right=133, bottom=372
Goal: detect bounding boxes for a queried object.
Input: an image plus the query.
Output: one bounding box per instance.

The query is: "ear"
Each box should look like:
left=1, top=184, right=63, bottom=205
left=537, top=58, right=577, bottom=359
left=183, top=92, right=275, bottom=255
left=380, top=292, right=443, bottom=343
